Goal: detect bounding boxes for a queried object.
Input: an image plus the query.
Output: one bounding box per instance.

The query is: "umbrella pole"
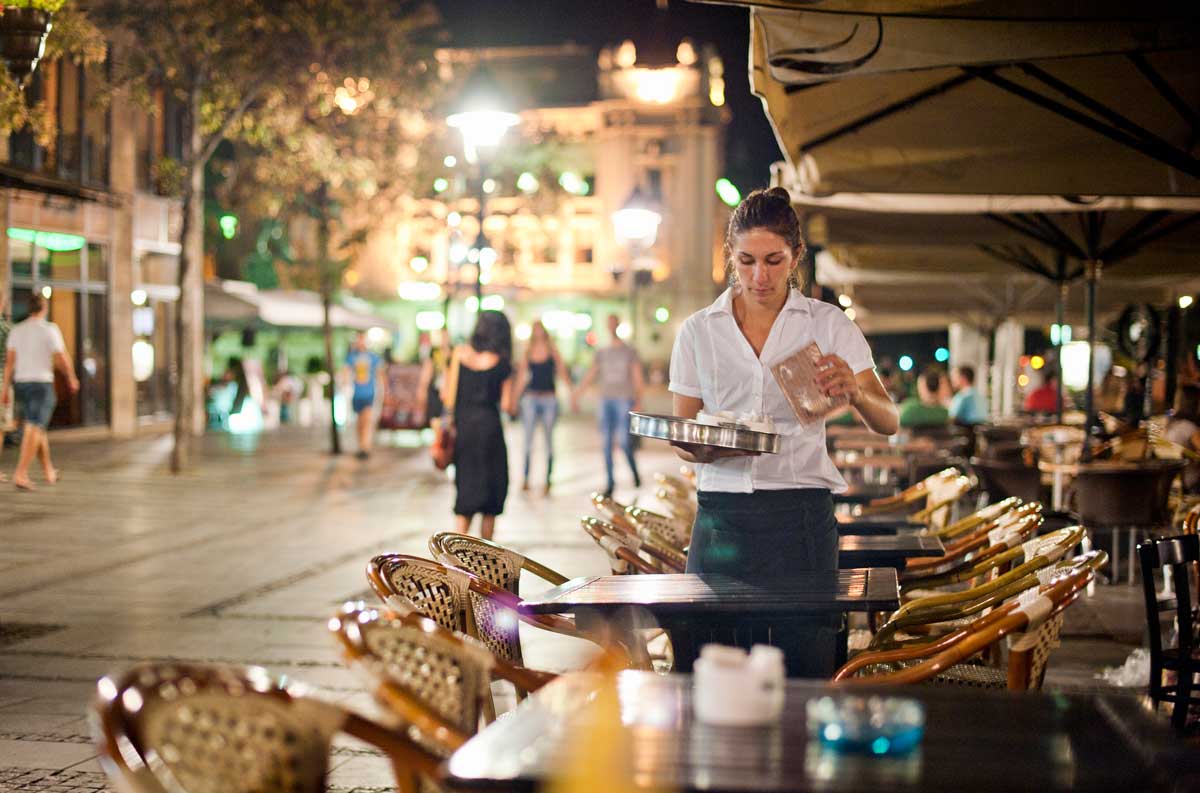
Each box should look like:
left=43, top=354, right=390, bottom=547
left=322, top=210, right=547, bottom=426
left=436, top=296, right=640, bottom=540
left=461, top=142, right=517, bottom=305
left=1081, top=260, right=1101, bottom=462
left=1056, top=281, right=1065, bottom=424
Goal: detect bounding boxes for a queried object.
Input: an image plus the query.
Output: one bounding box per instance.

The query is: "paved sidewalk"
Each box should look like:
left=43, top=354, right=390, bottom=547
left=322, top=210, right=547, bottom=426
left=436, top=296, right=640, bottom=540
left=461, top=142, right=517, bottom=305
left=0, top=407, right=1157, bottom=791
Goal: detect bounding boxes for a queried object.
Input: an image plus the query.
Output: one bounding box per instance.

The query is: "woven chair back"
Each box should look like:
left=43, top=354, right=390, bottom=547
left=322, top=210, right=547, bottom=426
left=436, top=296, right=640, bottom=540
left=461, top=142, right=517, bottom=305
left=428, top=533, right=525, bottom=595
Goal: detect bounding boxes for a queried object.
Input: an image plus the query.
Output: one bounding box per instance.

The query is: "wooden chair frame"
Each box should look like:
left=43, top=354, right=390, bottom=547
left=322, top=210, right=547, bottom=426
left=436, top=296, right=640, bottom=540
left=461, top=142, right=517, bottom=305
left=1138, top=533, right=1200, bottom=731
left=330, top=605, right=554, bottom=742
left=580, top=516, right=677, bottom=574
left=901, top=511, right=1043, bottom=583
left=366, top=554, right=581, bottom=669
left=855, top=467, right=960, bottom=516
left=836, top=568, right=1094, bottom=691
left=928, top=496, right=1022, bottom=541
left=427, top=532, right=569, bottom=595
left=92, top=662, right=441, bottom=793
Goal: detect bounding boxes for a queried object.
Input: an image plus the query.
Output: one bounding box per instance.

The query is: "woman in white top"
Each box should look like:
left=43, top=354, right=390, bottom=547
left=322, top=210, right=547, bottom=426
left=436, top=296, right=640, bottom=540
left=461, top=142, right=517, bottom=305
left=668, top=187, right=898, bottom=676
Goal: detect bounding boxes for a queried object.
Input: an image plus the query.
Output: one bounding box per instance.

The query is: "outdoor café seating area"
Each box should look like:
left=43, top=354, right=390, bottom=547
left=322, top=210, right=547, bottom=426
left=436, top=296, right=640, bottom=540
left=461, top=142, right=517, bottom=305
left=87, top=434, right=1200, bottom=793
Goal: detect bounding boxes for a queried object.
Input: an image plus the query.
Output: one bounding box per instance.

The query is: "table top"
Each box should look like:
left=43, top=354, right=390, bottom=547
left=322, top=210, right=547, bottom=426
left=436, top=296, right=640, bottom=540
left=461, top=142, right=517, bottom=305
left=519, top=571, right=900, bottom=618
left=832, top=485, right=898, bottom=505
left=444, top=671, right=1197, bottom=793
left=838, top=534, right=945, bottom=565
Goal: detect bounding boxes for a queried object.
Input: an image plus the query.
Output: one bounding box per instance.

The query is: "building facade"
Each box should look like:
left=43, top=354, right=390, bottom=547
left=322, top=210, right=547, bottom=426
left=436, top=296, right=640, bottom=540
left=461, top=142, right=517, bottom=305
left=0, top=53, right=202, bottom=437
left=350, top=41, right=730, bottom=368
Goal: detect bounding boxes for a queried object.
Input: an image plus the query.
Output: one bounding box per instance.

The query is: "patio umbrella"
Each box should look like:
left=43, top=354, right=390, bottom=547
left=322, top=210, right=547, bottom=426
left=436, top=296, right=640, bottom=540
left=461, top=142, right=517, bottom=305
left=700, top=0, right=1200, bottom=443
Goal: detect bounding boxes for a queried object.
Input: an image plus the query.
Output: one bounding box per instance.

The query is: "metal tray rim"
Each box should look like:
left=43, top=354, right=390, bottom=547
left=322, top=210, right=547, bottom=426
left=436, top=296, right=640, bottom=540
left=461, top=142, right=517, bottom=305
left=628, top=412, right=781, bottom=454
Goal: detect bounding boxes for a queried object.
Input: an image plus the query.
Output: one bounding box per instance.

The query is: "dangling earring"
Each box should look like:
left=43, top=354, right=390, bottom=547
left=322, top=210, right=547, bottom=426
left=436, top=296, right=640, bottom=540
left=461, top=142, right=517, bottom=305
left=726, top=265, right=738, bottom=290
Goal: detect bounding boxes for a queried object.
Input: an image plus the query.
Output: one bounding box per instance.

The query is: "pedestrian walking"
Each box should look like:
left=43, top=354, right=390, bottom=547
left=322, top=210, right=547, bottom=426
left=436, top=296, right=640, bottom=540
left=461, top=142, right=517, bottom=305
left=444, top=310, right=516, bottom=540
left=343, top=331, right=383, bottom=459
left=572, top=314, right=644, bottom=498
left=2, top=294, right=78, bottom=491
left=514, top=319, right=571, bottom=494
left=0, top=293, right=11, bottom=481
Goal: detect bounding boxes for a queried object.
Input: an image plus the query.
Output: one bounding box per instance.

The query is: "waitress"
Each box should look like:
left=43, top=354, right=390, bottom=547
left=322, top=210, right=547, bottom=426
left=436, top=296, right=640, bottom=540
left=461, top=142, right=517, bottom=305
left=669, top=187, right=898, bottom=677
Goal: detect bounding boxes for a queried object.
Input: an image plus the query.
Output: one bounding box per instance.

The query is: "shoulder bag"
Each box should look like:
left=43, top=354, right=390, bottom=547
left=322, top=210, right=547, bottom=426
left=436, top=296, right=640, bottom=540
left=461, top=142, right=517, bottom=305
left=430, top=349, right=460, bottom=470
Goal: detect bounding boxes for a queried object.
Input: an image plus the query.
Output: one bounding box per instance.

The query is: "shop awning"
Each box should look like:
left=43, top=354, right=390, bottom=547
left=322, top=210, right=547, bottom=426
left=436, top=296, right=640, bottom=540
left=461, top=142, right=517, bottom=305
left=204, top=281, right=397, bottom=331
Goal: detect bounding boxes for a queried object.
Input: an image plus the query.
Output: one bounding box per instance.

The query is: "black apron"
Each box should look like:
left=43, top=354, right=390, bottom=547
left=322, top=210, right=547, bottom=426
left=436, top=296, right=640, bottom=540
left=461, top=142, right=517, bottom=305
left=685, top=488, right=841, bottom=678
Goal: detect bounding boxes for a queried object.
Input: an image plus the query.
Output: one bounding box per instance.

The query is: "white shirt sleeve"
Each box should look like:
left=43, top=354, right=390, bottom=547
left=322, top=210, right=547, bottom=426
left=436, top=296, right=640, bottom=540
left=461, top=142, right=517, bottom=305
left=668, top=316, right=702, bottom=399
left=833, top=310, right=875, bottom=374
left=49, top=323, right=66, bottom=355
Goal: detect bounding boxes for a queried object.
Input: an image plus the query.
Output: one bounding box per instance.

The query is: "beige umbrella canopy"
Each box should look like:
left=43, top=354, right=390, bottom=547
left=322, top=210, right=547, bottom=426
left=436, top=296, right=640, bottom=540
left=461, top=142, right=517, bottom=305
left=727, top=1, right=1200, bottom=197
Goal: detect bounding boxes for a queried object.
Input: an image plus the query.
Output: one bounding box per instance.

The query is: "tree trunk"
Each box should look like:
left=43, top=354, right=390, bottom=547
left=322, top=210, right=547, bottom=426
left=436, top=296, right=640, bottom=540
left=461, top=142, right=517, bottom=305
left=318, top=184, right=341, bottom=455
left=170, top=90, right=202, bottom=474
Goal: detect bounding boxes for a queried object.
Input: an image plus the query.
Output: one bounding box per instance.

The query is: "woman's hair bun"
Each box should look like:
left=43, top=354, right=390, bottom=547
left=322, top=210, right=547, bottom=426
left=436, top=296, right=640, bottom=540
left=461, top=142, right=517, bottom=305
left=764, top=186, right=791, bottom=202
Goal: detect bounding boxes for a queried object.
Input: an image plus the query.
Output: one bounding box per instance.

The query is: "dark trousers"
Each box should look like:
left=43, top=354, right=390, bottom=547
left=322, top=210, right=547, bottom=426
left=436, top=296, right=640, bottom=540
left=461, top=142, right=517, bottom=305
left=685, top=488, right=841, bottom=678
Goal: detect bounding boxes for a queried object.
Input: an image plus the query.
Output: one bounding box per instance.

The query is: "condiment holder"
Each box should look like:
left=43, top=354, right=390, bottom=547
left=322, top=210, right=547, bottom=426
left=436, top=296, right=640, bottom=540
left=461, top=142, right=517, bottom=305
left=693, top=644, right=785, bottom=726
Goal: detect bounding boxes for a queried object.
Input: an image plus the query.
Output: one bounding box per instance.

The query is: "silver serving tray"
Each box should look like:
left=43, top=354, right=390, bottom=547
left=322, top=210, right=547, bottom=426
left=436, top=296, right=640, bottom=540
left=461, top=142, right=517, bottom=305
left=628, top=412, right=781, bottom=454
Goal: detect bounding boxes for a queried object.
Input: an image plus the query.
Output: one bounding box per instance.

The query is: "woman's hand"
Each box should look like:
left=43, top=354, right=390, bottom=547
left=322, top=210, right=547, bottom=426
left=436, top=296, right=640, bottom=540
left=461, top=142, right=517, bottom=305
left=816, top=354, right=863, bottom=405
left=669, top=440, right=760, bottom=464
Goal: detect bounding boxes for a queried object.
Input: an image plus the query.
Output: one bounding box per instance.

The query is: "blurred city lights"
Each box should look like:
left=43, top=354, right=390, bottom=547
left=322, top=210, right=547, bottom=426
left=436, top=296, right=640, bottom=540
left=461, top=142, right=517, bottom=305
left=446, top=109, right=520, bottom=165
left=1018, top=374, right=1030, bottom=387
left=838, top=294, right=853, bottom=308
left=449, top=239, right=468, bottom=264
left=1050, top=324, right=1073, bottom=345
left=898, top=355, right=914, bottom=372
left=481, top=295, right=505, bottom=311
left=515, top=172, right=538, bottom=193
left=409, top=256, right=429, bottom=273
left=934, top=347, right=949, bottom=362
left=1181, top=295, right=1195, bottom=309
left=655, top=306, right=670, bottom=323
left=630, top=67, right=682, bottom=104
left=572, top=313, right=593, bottom=330
left=478, top=246, right=497, bottom=269
left=585, top=331, right=598, bottom=346
left=397, top=281, right=442, bottom=301
left=465, top=296, right=480, bottom=312
left=433, top=177, right=449, bottom=193
left=443, top=155, right=457, bottom=168
left=514, top=323, right=532, bottom=340
left=558, top=171, right=588, bottom=195
left=709, top=77, right=725, bottom=106
left=218, top=213, right=238, bottom=240
left=366, top=327, right=389, bottom=345
left=447, top=211, right=462, bottom=227
left=715, top=178, right=740, bottom=207
left=844, top=307, right=857, bottom=322
left=415, top=311, right=446, bottom=331
left=1030, top=355, right=1045, bottom=370
left=616, top=322, right=632, bottom=340
left=40, top=285, right=52, bottom=299
left=131, top=340, right=154, bottom=382
left=130, top=289, right=148, bottom=306
left=482, top=178, right=497, bottom=194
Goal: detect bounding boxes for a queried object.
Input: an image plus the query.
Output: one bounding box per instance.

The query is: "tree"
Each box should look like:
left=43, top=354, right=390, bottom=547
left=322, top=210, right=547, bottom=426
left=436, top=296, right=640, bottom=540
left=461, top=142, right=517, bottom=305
left=85, top=0, right=436, bottom=470
left=0, top=2, right=106, bottom=151
left=209, top=6, right=440, bottom=454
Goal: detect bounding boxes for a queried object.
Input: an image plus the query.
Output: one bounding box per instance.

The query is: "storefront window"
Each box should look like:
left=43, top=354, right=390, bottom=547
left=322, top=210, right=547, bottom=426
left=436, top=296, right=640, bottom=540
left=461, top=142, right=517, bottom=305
left=6, top=237, right=110, bottom=428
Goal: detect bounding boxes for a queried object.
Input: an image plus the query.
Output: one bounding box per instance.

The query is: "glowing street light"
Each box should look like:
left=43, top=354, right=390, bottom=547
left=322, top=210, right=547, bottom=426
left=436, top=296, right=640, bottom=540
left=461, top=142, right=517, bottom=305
left=613, top=185, right=663, bottom=345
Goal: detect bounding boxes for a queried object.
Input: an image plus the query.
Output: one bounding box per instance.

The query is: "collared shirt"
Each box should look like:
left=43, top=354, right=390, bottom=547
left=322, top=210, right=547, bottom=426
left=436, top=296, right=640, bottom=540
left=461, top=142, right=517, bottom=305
left=669, top=287, right=875, bottom=494
left=949, top=386, right=988, bottom=424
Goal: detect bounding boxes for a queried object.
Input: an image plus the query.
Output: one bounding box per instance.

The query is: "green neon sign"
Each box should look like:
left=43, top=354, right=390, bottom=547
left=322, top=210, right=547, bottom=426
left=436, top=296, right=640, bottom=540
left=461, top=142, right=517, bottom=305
left=7, top=227, right=86, bottom=252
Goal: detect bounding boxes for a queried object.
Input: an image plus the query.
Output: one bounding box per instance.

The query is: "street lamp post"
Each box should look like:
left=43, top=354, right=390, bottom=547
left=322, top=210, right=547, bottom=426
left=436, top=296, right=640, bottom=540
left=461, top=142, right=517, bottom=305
left=612, top=185, right=662, bottom=345
left=446, top=65, right=518, bottom=304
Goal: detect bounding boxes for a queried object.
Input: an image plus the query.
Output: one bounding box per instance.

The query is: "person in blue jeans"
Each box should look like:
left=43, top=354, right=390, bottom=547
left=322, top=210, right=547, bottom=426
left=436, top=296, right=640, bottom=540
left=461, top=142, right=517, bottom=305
left=573, top=314, right=644, bottom=498
left=343, top=332, right=383, bottom=460
left=514, top=320, right=571, bottom=494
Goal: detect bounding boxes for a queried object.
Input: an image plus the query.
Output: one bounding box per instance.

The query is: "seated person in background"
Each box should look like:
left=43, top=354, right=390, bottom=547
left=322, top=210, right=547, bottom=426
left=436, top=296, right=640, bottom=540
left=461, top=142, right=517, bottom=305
left=948, top=365, right=988, bottom=425
left=1166, top=384, right=1200, bottom=494
left=1024, top=373, right=1063, bottom=414
left=898, top=369, right=950, bottom=428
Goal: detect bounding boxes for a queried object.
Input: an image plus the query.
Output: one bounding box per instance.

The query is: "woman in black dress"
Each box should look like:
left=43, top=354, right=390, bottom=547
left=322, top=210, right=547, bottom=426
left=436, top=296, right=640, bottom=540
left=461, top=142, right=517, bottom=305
left=443, top=310, right=517, bottom=539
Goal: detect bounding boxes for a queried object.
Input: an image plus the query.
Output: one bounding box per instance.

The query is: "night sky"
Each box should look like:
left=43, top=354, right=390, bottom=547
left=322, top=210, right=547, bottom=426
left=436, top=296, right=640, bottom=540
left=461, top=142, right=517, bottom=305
left=435, top=0, right=782, bottom=192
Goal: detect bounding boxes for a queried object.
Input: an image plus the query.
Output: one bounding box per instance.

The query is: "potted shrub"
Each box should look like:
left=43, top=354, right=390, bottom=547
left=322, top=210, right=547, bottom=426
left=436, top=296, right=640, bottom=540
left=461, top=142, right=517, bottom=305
left=0, top=0, right=64, bottom=83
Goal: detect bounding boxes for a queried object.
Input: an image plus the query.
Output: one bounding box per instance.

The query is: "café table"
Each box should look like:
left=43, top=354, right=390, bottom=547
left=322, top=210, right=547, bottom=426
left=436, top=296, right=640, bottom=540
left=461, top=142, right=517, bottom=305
left=832, top=484, right=898, bottom=507
left=444, top=671, right=1199, bottom=793
left=519, top=571, right=899, bottom=674
left=835, top=512, right=917, bottom=535
left=838, top=534, right=944, bottom=569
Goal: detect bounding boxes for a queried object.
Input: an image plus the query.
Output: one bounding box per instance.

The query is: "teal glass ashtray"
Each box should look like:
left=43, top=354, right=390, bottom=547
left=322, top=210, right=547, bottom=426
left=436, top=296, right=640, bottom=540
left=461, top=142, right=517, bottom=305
left=805, top=695, right=926, bottom=755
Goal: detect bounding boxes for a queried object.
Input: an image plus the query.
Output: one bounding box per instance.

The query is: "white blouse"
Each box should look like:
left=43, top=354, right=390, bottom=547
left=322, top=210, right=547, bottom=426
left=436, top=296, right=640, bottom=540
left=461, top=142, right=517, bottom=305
left=668, top=287, right=875, bottom=494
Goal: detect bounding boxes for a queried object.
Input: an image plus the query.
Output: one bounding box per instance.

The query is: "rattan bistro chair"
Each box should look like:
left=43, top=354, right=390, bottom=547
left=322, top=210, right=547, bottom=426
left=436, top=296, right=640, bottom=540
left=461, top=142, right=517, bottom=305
left=92, top=663, right=440, bottom=793
left=836, top=567, right=1095, bottom=691
left=625, top=504, right=692, bottom=551
left=428, top=533, right=569, bottom=596
left=900, top=509, right=1044, bottom=588
left=366, top=554, right=581, bottom=668
left=580, top=516, right=682, bottom=574
left=330, top=605, right=554, bottom=745
left=855, top=467, right=961, bottom=517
